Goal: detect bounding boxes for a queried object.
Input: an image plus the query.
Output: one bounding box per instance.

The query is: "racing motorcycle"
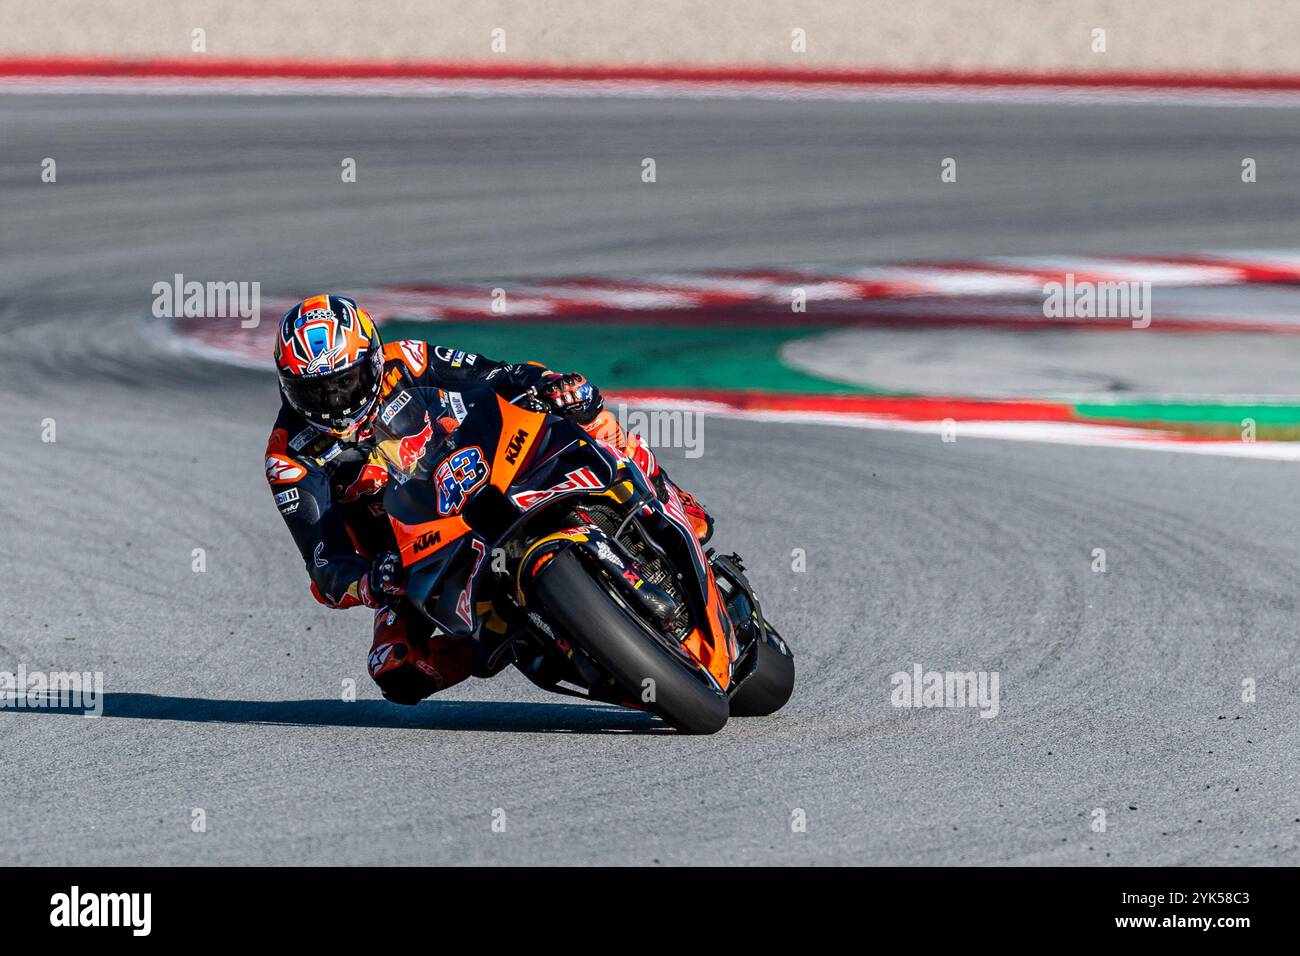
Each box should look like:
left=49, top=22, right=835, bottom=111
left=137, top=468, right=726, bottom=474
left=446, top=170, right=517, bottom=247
left=370, top=382, right=795, bottom=734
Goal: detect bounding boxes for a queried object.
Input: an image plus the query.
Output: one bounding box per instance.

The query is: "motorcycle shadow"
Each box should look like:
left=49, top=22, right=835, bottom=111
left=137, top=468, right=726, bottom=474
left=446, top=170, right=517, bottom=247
left=18, top=693, right=671, bottom=735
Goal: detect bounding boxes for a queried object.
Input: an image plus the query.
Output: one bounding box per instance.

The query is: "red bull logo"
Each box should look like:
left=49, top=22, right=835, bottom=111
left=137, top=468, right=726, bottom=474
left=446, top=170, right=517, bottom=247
left=396, top=412, right=435, bottom=471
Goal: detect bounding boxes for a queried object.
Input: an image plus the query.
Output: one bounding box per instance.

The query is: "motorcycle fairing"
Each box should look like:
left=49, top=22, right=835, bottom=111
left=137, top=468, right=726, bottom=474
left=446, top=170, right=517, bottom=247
left=375, top=383, right=734, bottom=684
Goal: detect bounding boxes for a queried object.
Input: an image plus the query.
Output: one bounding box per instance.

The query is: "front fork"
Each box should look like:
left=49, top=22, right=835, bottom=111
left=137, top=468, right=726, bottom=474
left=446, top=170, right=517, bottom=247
left=707, top=550, right=772, bottom=695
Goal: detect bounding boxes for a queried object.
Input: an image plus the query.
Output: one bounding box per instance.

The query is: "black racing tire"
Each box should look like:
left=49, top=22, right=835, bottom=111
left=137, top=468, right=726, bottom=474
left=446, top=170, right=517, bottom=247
left=534, top=549, right=730, bottom=735
left=729, top=624, right=795, bottom=717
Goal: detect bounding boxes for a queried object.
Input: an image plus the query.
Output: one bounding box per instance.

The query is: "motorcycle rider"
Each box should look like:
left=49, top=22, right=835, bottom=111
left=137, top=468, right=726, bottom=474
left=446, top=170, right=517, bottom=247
left=265, top=294, right=713, bottom=705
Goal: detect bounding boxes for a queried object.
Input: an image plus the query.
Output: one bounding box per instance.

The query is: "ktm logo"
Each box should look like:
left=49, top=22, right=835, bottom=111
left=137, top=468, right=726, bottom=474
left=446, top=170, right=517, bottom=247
left=413, top=530, right=442, bottom=554
left=504, top=427, right=529, bottom=465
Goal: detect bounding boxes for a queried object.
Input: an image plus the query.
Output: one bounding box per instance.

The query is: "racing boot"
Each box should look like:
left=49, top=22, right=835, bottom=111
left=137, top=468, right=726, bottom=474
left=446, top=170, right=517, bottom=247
left=368, top=606, right=474, bottom=704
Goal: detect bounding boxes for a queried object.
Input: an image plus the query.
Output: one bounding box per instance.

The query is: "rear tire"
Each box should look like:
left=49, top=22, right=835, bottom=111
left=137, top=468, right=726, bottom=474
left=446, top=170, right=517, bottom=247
left=729, top=625, right=795, bottom=717
left=534, top=549, right=730, bottom=735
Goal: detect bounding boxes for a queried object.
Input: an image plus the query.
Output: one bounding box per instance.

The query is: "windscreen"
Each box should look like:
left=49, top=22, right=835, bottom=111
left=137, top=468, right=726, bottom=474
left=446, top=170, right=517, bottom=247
left=370, top=386, right=463, bottom=483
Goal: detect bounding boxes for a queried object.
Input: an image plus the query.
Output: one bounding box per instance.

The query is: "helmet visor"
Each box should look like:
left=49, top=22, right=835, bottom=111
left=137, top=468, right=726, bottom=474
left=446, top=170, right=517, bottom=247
left=281, top=351, right=381, bottom=427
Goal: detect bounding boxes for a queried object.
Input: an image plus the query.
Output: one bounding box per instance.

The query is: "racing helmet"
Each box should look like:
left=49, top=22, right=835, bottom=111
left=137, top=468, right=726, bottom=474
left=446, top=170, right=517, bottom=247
left=274, top=294, right=384, bottom=438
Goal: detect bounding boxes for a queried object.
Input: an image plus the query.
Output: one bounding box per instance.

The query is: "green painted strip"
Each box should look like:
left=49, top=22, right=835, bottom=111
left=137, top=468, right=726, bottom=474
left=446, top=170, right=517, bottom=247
left=1075, top=401, right=1300, bottom=425
left=381, top=320, right=878, bottom=395
left=1075, top=400, right=1300, bottom=439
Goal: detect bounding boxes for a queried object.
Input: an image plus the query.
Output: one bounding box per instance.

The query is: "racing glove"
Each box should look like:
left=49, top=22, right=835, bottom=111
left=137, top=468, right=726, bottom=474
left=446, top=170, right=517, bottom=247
left=538, top=372, right=604, bottom=424
left=359, top=550, right=406, bottom=608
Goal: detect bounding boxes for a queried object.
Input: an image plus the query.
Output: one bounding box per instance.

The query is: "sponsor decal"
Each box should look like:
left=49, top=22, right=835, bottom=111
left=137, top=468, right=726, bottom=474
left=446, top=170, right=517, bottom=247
left=468, top=538, right=487, bottom=575
left=435, top=446, right=490, bottom=516
left=275, top=487, right=301, bottom=514
left=316, top=442, right=343, bottom=464
left=395, top=411, right=435, bottom=471
left=368, top=642, right=396, bottom=675
left=447, top=391, right=468, bottom=423
left=412, top=530, right=442, bottom=555
left=380, top=390, right=412, bottom=424
left=288, top=426, right=318, bottom=452
left=503, top=427, right=528, bottom=465
left=595, top=539, right=624, bottom=568
left=455, top=538, right=489, bottom=629
left=265, top=454, right=307, bottom=484
left=397, top=340, right=427, bottom=375
left=339, top=463, right=388, bottom=502
left=527, top=611, right=554, bottom=638
left=434, top=346, right=477, bottom=368
left=313, top=542, right=327, bottom=568
left=510, top=467, right=604, bottom=511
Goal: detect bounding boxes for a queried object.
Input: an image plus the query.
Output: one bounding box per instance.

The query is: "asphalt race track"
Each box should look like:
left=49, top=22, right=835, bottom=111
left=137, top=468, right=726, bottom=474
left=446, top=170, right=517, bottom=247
left=2, top=93, right=1299, bottom=865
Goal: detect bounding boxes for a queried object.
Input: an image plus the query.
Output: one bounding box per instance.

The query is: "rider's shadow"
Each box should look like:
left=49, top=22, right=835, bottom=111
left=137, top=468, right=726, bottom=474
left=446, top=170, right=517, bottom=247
left=10, top=693, right=669, bottom=734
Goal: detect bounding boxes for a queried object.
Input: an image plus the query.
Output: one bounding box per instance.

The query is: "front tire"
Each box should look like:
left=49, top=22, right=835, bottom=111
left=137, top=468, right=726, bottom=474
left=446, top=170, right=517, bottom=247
left=534, top=549, right=730, bottom=735
left=729, top=623, right=795, bottom=717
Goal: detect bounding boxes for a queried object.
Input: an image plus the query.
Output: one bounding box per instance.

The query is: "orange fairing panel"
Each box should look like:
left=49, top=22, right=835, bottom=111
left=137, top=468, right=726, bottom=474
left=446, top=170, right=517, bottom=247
left=675, top=562, right=733, bottom=690
left=391, top=514, right=469, bottom=567
left=681, top=626, right=731, bottom=691
left=491, top=396, right=546, bottom=491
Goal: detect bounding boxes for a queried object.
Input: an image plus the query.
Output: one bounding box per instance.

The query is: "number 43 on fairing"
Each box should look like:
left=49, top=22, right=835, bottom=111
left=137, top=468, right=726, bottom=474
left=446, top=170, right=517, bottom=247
left=435, top=445, right=489, bottom=515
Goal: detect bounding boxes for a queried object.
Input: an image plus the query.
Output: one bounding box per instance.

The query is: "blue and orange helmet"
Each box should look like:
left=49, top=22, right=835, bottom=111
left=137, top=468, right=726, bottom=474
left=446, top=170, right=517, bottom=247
left=275, top=294, right=383, bottom=438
